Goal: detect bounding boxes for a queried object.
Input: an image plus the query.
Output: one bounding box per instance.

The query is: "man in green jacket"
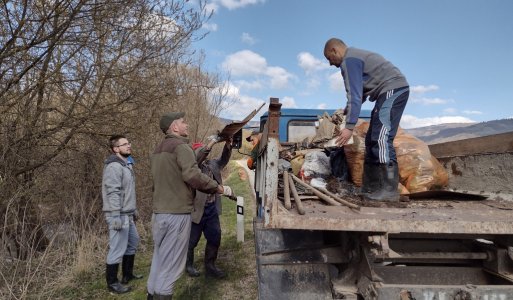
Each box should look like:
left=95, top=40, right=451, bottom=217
left=146, top=112, right=233, bottom=300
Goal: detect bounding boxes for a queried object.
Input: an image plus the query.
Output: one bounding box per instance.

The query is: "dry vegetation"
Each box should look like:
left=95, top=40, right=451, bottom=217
left=0, top=1, right=238, bottom=298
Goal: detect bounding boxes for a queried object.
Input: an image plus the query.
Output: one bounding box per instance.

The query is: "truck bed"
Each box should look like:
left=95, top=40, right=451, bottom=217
left=254, top=99, right=513, bottom=299
left=269, top=198, right=513, bottom=235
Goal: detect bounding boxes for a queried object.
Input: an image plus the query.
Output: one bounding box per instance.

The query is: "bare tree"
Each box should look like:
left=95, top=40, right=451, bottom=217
left=0, top=1, right=232, bottom=296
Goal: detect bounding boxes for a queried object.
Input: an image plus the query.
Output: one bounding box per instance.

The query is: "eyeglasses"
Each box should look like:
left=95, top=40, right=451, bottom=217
left=116, top=142, right=131, bottom=147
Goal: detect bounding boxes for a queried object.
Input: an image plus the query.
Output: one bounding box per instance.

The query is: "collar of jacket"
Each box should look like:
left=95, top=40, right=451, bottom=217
left=104, top=154, right=128, bottom=166
left=165, top=133, right=190, bottom=144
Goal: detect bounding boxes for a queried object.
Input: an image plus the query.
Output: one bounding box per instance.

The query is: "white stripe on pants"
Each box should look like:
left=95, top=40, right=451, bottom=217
left=147, top=213, right=191, bottom=296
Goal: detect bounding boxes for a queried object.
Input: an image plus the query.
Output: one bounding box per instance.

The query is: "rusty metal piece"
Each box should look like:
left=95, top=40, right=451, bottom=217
left=317, top=187, right=360, bottom=210
left=283, top=171, right=292, bottom=209
left=288, top=176, right=305, bottom=215
left=266, top=98, right=282, bottom=139
left=217, top=102, right=265, bottom=140
left=368, top=234, right=400, bottom=259
left=290, top=174, right=341, bottom=206
left=399, top=290, right=413, bottom=300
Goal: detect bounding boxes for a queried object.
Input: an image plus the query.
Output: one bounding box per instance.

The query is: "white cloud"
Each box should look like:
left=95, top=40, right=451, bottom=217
left=443, top=108, right=457, bottom=114
left=328, top=71, right=344, bottom=91
left=463, top=110, right=483, bottom=115
left=222, top=50, right=267, bottom=76
left=234, top=80, right=263, bottom=90
left=225, top=82, right=240, bottom=98
left=222, top=50, right=293, bottom=89
left=241, top=32, right=257, bottom=45
left=400, top=114, right=475, bottom=129
left=216, top=0, right=265, bottom=10
left=297, top=52, right=329, bottom=75
left=217, top=84, right=266, bottom=120
left=411, top=97, right=452, bottom=105
left=266, top=66, right=292, bottom=89
left=204, top=2, right=219, bottom=13
left=281, top=96, right=297, bottom=108
left=202, top=23, right=218, bottom=32
left=410, top=84, right=439, bottom=94
left=317, top=103, right=327, bottom=109
left=307, top=78, right=320, bottom=90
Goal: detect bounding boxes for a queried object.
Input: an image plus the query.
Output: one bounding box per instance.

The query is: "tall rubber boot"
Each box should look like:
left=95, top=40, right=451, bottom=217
left=106, top=263, right=131, bottom=294
left=360, top=162, right=382, bottom=195
left=186, top=248, right=200, bottom=277
left=121, top=254, right=143, bottom=284
left=364, top=164, right=400, bottom=202
left=204, top=243, right=226, bottom=279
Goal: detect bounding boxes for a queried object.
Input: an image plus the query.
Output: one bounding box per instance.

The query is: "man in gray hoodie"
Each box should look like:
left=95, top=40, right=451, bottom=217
left=324, top=38, right=409, bottom=202
left=102, top=134, right=142, bottom=294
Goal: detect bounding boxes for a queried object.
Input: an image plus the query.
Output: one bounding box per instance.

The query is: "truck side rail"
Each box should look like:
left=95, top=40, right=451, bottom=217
left=255, top=98, right=281, bottom=225
left=428, top=131, right=513, bottom=200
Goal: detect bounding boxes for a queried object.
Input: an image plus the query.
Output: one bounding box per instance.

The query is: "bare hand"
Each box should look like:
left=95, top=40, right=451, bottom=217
left=335, top=128, right=353, bottom=146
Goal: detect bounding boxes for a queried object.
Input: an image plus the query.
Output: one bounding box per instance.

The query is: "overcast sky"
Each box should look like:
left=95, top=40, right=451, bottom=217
left=192, top=0, right=513, bottom=128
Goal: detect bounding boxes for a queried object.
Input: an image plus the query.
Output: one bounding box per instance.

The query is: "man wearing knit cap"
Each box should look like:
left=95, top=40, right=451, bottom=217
left=146, top=112, right=233, bottom=299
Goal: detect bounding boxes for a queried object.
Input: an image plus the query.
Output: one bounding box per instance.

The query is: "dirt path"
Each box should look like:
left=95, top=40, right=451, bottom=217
left=236, top=159, right=255, bottom=198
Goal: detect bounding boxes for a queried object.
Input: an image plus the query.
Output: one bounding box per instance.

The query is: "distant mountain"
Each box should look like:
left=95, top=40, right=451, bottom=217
left=405, top=118, right=513, bottom=144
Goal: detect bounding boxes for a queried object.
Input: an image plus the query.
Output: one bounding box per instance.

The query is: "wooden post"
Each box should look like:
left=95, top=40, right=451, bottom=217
left=283, top=171, right=292, bottom=209
left=288, top=176, right=306, bottom=215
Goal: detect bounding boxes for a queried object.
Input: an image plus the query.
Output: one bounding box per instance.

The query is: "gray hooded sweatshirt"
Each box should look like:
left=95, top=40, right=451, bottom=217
left=102, top=154, right=136, bottom=215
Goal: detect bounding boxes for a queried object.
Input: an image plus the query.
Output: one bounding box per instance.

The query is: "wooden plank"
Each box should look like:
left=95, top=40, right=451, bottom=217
left=268, top=200, right=513, bottom=235
left=429, top=132, right=513, bottom=158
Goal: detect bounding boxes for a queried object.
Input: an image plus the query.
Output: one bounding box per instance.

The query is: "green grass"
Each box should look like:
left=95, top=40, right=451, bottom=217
left=52, top=161, right=257, bottom=300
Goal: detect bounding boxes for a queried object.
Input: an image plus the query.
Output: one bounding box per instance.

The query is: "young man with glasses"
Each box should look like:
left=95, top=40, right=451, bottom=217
left=102, top=135, right=142, bottom=294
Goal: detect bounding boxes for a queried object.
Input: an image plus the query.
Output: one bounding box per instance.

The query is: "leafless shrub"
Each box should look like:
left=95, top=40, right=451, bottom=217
left=0, top=0, right=229, bottom=297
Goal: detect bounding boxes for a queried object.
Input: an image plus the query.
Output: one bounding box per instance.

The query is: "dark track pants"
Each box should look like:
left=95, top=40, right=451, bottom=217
left=365, top=87, right=409, bottom=165
left=189, top=202, right=221, bottom=250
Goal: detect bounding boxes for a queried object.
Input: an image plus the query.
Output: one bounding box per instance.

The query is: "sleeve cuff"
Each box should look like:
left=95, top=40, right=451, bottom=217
left=345, top=123, right=356, bottom=130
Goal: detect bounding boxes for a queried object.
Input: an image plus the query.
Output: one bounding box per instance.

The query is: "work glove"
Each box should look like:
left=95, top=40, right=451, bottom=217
left=111, top=215, right=122, bottom=231
left=133, top=210, right=139, bottom=223
left=207, top=134, right=222, bottom=144
left=223, top=186, right=237, bottom=201
left=222, top=185, right=235, bottom=198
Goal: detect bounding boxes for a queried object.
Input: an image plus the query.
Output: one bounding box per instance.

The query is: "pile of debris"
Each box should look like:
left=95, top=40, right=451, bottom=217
left=275, top=116, right=449, bottom=212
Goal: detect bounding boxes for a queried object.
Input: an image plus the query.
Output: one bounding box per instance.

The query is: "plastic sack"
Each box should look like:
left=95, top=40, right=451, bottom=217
left=343, top=121, right=368, bottom=186
left=300, top=150, right=331, bottom=182
left=394, top=134, right=448, bottom=192
left=343, top=121, right=448, bottom=192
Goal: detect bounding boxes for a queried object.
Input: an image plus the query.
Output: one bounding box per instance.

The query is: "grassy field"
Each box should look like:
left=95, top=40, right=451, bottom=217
left=55, top=161, right=257, bottom=300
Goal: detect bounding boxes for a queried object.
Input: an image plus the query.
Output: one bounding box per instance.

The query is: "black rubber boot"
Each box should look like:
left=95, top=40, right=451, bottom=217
left=364, top=164, right=400, bottom=202
left=147, top=292, right=153, bottom=300
left=121, top=254, right=143, bottom=284
left=186, top=248, right=200, bottom=277
left=205, top=243, right=226, bottom=279
left=360, top=162, right=382, bottom=195
left=106, top=263, right=131, bottom=294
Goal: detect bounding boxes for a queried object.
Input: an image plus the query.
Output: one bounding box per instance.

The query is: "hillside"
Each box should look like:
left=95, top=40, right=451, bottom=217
left=405, top=118, right=513, bottom=144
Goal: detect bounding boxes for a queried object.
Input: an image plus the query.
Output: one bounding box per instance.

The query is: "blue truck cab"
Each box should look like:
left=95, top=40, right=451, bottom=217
left=259, top=108, right=372, bottom=143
